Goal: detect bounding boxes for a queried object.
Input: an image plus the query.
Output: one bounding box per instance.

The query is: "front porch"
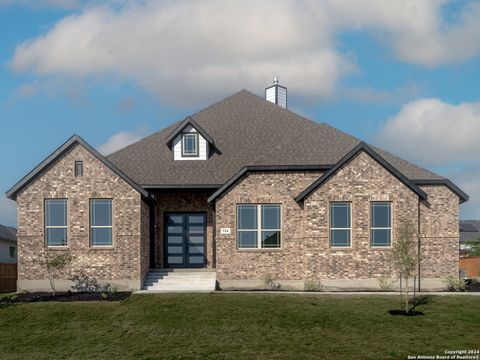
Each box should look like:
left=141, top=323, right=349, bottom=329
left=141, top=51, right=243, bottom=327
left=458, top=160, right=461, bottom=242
left=149, top=190, right=216, bottom=270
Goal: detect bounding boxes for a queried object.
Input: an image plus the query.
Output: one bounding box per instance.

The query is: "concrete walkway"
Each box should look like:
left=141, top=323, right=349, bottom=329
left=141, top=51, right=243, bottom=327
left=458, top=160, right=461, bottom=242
left=134, top=290, right=480, bottom=296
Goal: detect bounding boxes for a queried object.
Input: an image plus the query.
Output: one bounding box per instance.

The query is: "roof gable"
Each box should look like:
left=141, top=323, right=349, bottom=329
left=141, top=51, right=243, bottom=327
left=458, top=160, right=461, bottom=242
left=165, top=116, right=215, bottom=148
left=6, top=135, right=149, bottom=200
left=295, top=142, right=428, bottom=202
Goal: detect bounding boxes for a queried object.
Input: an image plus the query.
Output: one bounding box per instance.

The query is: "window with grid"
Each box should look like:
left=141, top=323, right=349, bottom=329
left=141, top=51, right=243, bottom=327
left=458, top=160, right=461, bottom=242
left=45, top=199, right=68, bottom=246
left=90, top=199, right=113, bottom=246
left=330, top=202, right=351, bottom=247
left=371, top=202, right=392, bottom=247
left=75, top=160, right=83, bottom=177
left=181, top=133, right=199, bottom=156
left=237, top=204, right=281, bottom=249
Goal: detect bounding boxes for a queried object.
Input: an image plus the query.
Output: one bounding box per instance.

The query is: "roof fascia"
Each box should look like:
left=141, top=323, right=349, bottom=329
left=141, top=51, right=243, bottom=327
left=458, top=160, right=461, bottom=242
left=165, top=116, right=215, bottom=148
left=6, top=134, right=149, bottom=200
left=207, top=164, right=332, bottom=203
left=413, top=179, right=469, bottom=203
left=295, top=142, right=428, bottom=203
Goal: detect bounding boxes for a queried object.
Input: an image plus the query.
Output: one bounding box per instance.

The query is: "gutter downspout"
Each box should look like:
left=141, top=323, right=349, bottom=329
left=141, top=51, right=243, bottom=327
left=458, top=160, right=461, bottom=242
left=417, top=200, right=421, bottom=292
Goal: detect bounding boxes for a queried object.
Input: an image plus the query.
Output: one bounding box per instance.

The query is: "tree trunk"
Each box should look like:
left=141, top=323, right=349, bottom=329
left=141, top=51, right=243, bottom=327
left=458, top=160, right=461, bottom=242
left=404, top=277, right=409, bottom=313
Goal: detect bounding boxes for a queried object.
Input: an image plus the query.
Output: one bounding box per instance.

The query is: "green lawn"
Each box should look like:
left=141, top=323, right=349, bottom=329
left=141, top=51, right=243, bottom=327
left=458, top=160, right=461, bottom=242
left=0, top=293, right=478, bottom=359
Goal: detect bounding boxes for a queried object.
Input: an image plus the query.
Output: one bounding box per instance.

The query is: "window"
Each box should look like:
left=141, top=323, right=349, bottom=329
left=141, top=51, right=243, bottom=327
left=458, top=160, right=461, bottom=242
left=237, top=204, right=281, bottom=249
left=9, top=246, right=16, bottom=259
left=371, top=202, right=392, bottom=247
left=330, top=202, right=351, bottom=247
left=75, top=160, right=83, bottom=177
left=45, top=199, right=68, bottom=246
left=90, top=199, right=113, bottom=246
left=181, top=133, right=198, bottom=156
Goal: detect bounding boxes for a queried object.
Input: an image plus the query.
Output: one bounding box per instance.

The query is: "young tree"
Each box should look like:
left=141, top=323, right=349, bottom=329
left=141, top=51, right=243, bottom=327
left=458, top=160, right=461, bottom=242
left=390, top=221, right=420, bottom=313
left=40, top=253, right=73, bottom=296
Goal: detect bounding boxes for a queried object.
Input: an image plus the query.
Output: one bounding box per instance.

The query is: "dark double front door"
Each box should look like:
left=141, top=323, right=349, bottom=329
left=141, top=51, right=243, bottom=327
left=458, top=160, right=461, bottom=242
left=164, top=213, right=206, bottom=268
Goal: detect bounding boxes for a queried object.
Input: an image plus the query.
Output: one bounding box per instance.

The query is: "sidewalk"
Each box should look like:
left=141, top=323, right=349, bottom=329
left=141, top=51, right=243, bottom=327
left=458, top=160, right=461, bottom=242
left=135, top=290, right=480, bottom=295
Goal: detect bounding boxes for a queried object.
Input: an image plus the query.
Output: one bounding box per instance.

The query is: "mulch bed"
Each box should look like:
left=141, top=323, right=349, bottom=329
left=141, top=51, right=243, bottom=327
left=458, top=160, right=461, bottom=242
left=466, top=280, right=480, bottom=292
left=0, top=291, right=131, bottom=303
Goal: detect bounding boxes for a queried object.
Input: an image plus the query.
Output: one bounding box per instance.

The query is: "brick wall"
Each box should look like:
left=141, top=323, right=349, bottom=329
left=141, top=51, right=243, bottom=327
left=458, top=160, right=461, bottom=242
left=419, top=185, right=459, bottom=278
left=16, top=143, right=146, bottom=290
left=215, top=152, right=459, bottom=283
left=215, top=170, right=323, bottom=280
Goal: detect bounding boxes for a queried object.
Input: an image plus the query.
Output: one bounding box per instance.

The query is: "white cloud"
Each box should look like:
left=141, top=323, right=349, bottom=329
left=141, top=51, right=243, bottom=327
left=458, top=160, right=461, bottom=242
left=342, top=82, right=424, bottom=105
left=377, top=98, right=480, bottom=220
left=10, top=1, right=480, bottom=106
left=448, top=166, right=480, bottom=220
left=98, top=128, right=146, bottom=155
left=377, top=98, right=480, bottom=166
left=0, top=196, right=17, bottom=227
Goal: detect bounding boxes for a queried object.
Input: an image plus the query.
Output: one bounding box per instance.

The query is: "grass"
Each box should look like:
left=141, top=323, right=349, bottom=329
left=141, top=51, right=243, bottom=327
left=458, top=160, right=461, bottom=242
left=0, top=293, right=479, bottom=359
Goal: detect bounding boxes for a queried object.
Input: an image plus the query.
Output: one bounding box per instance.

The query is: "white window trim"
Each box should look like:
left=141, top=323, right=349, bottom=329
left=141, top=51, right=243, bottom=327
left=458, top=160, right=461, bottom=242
left=237, top=204, right=282, bottom=249
left=181, top=133, right=199, bottom=157
left=45, top=199, right=68, bottom=247
left=90, top=199, right=113, bottom=247
left=371, top=202, right=392, bottom=248
left=329, top=202, right=352, bottom=248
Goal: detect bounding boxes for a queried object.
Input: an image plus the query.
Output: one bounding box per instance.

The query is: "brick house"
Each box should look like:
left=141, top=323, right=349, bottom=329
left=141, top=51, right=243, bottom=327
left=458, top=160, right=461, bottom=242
left=6, top=83, right=468, bottom=291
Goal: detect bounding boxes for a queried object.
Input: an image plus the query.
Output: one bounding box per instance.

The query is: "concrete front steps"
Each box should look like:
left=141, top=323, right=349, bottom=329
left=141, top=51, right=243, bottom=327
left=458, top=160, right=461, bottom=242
left=142, top=269, right=217, bottom=292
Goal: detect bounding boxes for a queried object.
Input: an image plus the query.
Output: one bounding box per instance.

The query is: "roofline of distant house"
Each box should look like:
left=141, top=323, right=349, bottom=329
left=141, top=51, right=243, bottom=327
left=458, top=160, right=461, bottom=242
left=6, top=134, right=150, bottom=200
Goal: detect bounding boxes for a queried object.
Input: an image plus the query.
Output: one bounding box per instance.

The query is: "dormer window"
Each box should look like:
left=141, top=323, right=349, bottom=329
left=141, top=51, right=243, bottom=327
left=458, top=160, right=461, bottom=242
left=166, top=116, right=215, bottom=161
left=182, top=133, right=199, bottom=157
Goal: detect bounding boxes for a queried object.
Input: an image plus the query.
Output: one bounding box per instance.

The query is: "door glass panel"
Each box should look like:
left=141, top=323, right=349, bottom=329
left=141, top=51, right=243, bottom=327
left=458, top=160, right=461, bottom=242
left=167, top=225, right=183, bottom=234
left=189, top=256, right=204, bottom=264
left=167, top=215, right=183, bottom=225
left=189, top=235, right=204, bottom=244
left=168, top=246, right=183, bottom=253
left=167, top=236, right=182, bottom=244
left=168, top=256, right=183, bottom=264
left=189, top=226, right=203, bottom=234
left=188, top=215, right=204, bottom=224
left=189, top=245, right=204, bottom=254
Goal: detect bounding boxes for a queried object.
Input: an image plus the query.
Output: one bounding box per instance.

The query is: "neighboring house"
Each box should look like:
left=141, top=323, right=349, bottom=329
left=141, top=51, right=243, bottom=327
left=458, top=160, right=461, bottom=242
left=0, top=224, right=17, bottom=264
left=459, top=220, right=480, bottom=255
left=6, top=82, right=469, bottom=292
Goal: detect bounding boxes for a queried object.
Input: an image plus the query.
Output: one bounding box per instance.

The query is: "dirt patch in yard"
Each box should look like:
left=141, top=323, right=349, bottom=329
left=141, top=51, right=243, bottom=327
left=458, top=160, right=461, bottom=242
left=0, top=291, right=131, bottom=303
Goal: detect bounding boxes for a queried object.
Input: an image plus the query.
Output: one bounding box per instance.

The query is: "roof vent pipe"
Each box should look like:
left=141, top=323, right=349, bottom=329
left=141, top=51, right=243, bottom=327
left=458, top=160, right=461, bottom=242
left=265, top=76, right=287, bottom=109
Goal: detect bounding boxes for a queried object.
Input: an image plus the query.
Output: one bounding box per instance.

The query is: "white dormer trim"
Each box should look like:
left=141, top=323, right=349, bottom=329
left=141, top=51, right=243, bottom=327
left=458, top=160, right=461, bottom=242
left=173, top=125, right=209, bottom=160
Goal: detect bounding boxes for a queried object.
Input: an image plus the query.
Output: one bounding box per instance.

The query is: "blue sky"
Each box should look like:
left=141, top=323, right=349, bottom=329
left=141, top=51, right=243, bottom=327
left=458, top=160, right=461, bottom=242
left=1, top=0, right=480, bottom=226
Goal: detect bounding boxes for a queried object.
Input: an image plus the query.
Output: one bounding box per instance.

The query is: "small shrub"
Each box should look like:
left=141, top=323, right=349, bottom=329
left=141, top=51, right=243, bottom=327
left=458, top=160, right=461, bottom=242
left=69, top=271, right=113, bottom=293
left=304, top=278, right=323, bottom=292
left=37, top=253, right=73, bottom=295
left=443, top=275, right=466, bottom=292
left=263, top=273, right=281, bottom=291
left=377, top=276, right=394, bottom=292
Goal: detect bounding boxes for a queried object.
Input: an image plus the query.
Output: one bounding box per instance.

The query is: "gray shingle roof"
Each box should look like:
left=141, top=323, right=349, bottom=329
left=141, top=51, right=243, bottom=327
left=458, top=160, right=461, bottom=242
left=107, top=90, right=444, bottom=187
left=0, top=224, right=16, bottom=242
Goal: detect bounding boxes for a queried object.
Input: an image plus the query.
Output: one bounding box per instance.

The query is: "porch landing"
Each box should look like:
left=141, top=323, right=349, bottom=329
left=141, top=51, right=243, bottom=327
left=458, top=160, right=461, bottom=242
left=142, top=269, right=216, bottom=292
